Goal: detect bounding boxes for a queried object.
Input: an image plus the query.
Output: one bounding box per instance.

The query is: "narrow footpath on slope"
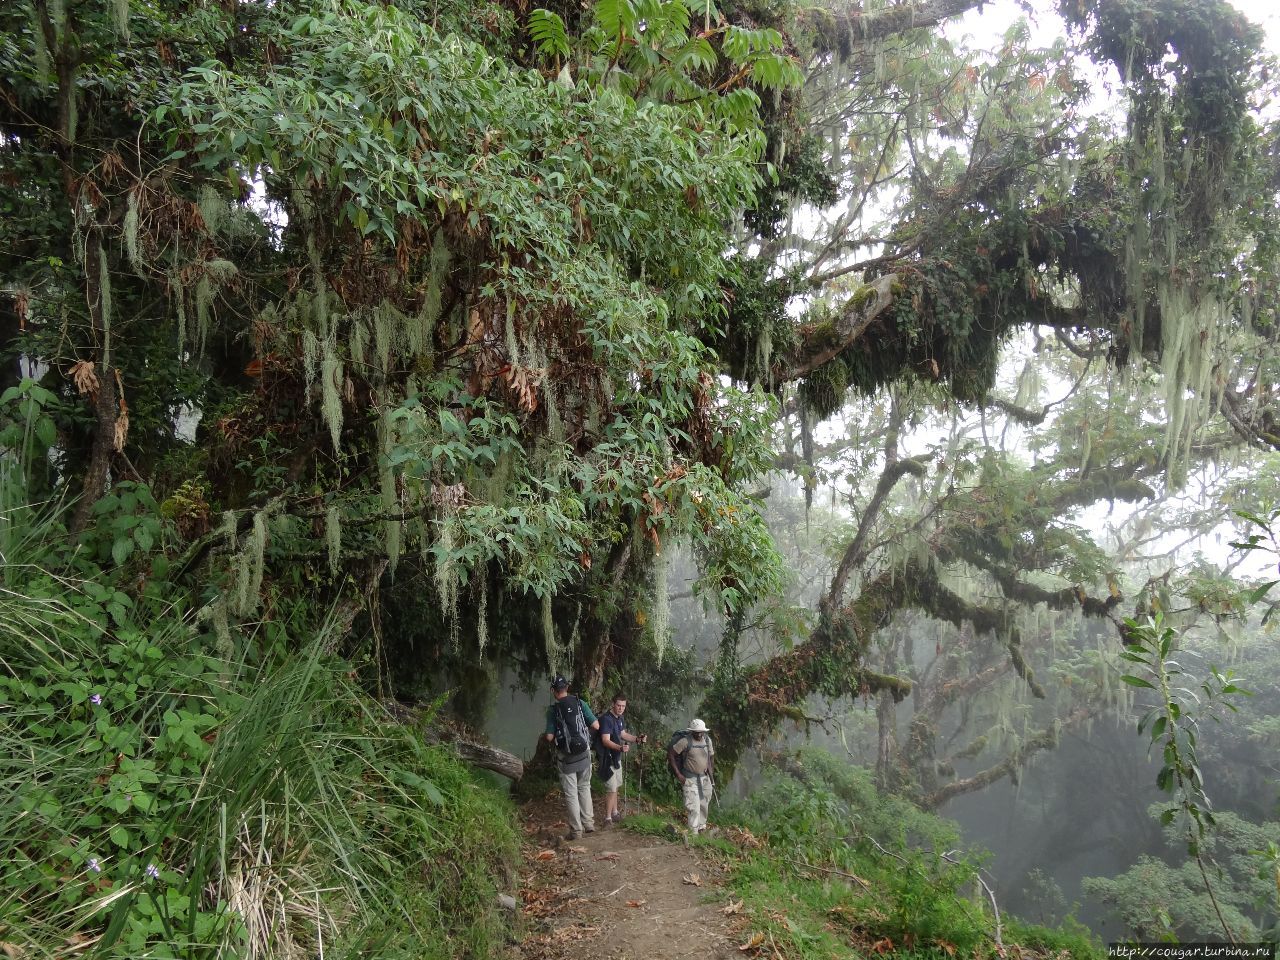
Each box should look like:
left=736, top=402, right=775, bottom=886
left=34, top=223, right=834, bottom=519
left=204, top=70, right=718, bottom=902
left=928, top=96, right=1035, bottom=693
left=513, top=792, right=748, bottom=960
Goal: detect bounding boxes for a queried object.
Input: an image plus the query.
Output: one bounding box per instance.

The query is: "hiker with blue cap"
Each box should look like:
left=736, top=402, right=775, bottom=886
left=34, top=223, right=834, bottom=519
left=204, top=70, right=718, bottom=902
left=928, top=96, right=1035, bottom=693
left=543, top=676, right=600, bottom=840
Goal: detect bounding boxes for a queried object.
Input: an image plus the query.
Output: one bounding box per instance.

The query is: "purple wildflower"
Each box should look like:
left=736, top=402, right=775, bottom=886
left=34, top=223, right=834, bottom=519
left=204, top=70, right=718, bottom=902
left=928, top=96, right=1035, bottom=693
left=87, top=857, right=101, bottom=873
left=145, top=863, right=160, bottom=880
left=90, top=693, right=102, bottom=706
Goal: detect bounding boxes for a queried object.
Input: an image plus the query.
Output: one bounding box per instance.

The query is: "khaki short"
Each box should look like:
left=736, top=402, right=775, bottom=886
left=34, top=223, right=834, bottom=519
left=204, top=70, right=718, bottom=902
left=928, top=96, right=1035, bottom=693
left=600, top=762, right=623, bottom=794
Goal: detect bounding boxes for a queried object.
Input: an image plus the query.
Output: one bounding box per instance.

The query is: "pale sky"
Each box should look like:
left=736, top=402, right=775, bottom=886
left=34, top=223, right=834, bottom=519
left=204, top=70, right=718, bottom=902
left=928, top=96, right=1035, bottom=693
left=956, top=0, right=1280, bottom=61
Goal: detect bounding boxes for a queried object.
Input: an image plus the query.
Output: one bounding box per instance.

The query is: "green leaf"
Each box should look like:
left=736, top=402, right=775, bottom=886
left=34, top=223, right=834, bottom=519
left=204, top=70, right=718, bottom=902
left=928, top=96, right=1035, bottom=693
left=1119, top=674, right=1155, bottom=689
left=35, top=415, right=57, bottom=448
left=111, top=538, right=133, bottom=567
left=421, top=779, right=445, bottom=806
left=1245, top=580, right=1277, bottom=604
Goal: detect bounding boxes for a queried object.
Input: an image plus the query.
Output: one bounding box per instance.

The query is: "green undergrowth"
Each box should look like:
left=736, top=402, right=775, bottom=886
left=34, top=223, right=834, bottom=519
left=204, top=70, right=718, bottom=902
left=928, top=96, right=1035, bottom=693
left=623, top=749, right=1100, bottom=959
left=0, top=517, right=519, bottom=959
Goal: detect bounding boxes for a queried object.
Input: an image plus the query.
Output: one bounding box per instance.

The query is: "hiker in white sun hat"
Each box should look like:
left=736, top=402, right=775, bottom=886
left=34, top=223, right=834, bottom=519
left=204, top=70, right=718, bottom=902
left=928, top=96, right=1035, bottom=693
left=667, top=718, right=715, bottom=834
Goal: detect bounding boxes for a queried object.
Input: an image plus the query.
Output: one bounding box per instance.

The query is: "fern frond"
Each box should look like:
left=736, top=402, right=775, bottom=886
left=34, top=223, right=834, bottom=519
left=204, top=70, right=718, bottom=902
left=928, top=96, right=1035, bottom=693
left=529, top=9, right=570, bottom=62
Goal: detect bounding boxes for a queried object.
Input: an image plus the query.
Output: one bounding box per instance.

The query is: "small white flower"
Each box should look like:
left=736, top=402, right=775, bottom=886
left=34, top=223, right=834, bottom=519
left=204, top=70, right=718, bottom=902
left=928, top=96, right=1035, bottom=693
left=145, top=863, right=160, bottom=880
left=87, top=857, right=102, bottom=873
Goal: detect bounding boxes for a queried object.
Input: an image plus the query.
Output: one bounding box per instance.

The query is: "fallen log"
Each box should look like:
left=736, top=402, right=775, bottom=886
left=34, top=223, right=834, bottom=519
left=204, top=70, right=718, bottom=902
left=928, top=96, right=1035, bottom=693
left=451, top=738, right=524, bottom=781
left=380, top=700, right=526, bottom=781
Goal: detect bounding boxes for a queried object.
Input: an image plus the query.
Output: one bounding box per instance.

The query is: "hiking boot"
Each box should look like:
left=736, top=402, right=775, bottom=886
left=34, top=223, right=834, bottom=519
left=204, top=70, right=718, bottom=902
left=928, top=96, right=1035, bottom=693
left=584, top=823, right=596, bottom=834
left=565, top=829, right=582, bottom=841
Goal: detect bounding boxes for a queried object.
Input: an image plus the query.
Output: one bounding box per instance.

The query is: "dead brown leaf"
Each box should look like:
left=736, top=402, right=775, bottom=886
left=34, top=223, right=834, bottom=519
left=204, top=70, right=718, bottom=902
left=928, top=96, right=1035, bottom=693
left=738, top=931, right=765, bottom=952
left=112, top=369, right=128, bottom=452
left=625, top=899, right=646, bottom=908
left=69, top=360, right=99, bottom=399
left=595, top=852, right=621, bottom=862
left=726, top=826, right=764, bottom=848
left=870, top=937, right=895, bottom=954
left=535, top=849, right=556, bottom=861
left=722, top=899, right=744, bottom=915
left=682, top=872, right=702, bottom=886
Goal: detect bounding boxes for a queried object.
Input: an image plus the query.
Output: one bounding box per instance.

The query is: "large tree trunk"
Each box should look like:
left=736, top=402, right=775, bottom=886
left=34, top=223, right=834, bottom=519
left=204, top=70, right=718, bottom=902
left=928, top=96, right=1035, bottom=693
left=874, top=688, right=899, bottom=790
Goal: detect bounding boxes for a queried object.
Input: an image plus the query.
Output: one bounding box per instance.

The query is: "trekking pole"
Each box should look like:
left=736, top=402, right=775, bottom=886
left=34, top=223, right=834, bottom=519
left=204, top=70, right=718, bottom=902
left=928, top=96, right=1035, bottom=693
left=621, top=744, right=628, bottom=817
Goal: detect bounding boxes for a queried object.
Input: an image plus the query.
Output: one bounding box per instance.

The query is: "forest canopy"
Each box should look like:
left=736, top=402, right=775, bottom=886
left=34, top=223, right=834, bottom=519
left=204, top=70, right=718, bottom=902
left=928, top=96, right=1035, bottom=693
left=2, top=0, right=1277, bottom=735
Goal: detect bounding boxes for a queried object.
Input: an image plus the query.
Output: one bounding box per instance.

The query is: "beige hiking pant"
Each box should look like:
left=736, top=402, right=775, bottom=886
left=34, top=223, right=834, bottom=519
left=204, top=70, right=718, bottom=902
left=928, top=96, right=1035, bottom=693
left=683, top=774, right=712, bottom=833
left=559, top=764, right=595, bottom=834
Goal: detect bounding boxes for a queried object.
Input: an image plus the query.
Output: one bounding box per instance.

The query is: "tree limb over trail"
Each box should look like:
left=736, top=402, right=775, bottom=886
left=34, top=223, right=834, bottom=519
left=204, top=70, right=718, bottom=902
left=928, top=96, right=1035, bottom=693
left=798, top=0, right=985, bottom=58
left=780, top=274, right=897, bottom=381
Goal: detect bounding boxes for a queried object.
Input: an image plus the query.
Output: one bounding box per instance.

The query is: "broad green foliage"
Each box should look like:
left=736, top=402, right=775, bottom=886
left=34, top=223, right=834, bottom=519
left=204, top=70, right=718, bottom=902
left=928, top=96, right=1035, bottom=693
left=1122, top=615, right=1250, bottom=839
left=527, top=0, right=802, bottom=115
left=0, top=0, right=789, bottom=692
left=665, top=749, right=1103, bottom=958
left=1084, top=809, right=1280, bottom=941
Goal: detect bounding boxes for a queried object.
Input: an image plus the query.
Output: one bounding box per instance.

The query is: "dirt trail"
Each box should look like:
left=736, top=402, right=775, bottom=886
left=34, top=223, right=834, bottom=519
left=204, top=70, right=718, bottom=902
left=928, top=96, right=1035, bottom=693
left=514, top=794, right=744, bottom=960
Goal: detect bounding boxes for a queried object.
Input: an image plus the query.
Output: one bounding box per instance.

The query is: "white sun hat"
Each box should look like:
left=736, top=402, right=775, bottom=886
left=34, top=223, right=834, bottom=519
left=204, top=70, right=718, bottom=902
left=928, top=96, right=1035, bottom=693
left=688, top=718, right=709, bottom=732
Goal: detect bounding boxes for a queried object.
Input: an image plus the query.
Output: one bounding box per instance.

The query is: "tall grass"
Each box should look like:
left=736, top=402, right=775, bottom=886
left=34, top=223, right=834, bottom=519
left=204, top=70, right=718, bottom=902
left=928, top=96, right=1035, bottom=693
left=0, top=554, right=518, bottom=958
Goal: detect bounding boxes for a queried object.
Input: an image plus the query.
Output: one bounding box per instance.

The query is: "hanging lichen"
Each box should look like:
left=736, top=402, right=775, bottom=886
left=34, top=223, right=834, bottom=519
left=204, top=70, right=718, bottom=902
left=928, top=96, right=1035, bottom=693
left=234, top=510, right=267, bottom=617
left=320, top=337, right=343, bottom=453
left=302, top=327, right=320, bottom=396
left=542, top=591, right=560, bottom=674
left=435, top=519, right=460, bottom=649
left=198, top=185, right=225, bottom=236
left=211, top=595, right=233, bottom=660
left=373, top=300, right=399, bottom=375
left=651, top=546, right=670, bottom=664
left=349, top=316, right=369, bottom=369
left=170, top=272, right=187, bottom=356
left=123, top=190, right=143, bottom=278
left=486, top=448, right=514, bottom=507
left=326, top=504, right=341, bottom=577
left=475, top=577, right=489, bottom=659
left=413, top=232, right=449, bottom=355
left=194, top=275, right=212, bottom=357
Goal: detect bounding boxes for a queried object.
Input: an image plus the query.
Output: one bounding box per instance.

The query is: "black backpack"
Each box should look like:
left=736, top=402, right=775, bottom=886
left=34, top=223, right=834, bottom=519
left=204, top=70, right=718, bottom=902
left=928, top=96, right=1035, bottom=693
left=552, top=696, right=591, bottom=758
